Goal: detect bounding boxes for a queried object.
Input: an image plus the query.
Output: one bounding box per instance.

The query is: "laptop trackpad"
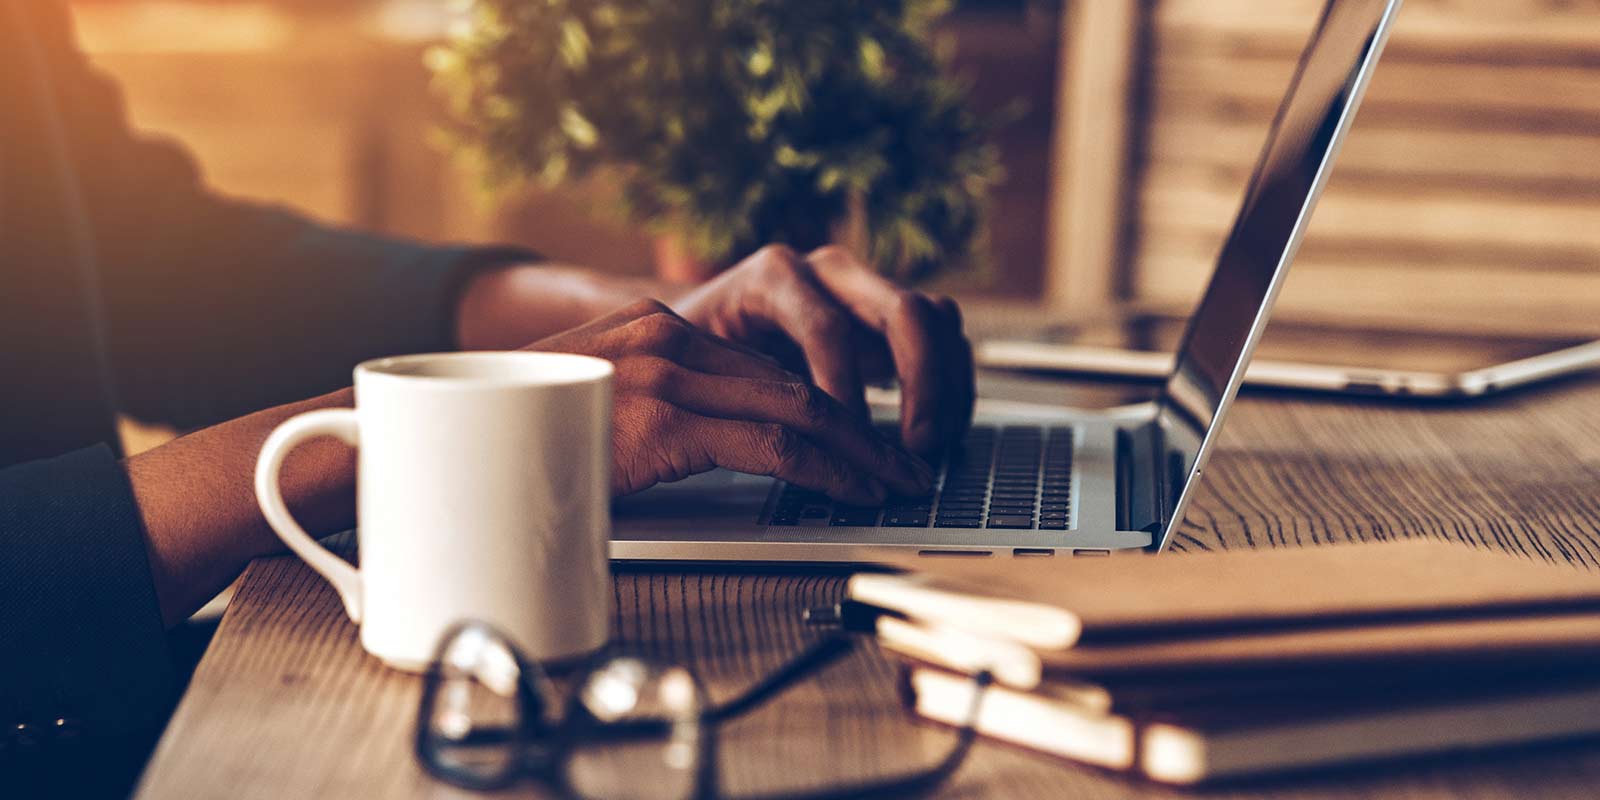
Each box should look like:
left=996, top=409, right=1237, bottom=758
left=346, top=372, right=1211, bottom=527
left=613, top=469, right=773, bottom=521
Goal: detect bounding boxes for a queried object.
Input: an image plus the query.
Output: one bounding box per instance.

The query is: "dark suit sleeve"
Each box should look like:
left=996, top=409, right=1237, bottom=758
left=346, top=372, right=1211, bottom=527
left=0, top=445, right=175, bottom=792
left=35, top=6, right=534, bottom=429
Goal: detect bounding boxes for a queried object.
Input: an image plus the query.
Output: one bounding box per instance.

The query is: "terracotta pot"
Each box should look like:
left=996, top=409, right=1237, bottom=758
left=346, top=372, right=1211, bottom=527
left=651, top=234, right=718, bottom=284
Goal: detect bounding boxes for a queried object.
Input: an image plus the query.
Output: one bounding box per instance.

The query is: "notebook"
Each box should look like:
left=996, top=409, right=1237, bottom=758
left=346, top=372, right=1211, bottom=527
left=906, top=662, right=1600, bottom=785
left=851, top=539, right=1600, bottom=646
left=867, top=539, right=1600, bottom=782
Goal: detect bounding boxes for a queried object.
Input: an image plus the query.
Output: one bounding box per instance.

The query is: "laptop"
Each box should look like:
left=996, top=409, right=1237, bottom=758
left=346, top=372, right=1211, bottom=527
left=613, top=0, right=1403, bottom=561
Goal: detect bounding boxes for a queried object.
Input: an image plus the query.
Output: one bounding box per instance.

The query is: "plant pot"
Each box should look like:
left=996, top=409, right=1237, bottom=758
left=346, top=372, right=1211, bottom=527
left=652, top=234, right=718, bottom=284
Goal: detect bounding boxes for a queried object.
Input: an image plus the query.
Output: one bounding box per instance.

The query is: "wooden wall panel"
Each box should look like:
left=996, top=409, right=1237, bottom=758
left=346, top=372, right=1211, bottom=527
left=1130, top=0, right=1600, bottom=335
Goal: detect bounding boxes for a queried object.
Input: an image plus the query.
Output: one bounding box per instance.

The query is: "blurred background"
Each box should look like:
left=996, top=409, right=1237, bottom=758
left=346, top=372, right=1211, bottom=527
left=72, top=0, right=1599, bottom=376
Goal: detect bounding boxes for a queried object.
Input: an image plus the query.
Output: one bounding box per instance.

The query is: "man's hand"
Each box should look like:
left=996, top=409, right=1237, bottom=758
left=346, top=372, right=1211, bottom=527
left=526, top=300, right=935, bottom=505
left=674, top=245, right=974, bottom=455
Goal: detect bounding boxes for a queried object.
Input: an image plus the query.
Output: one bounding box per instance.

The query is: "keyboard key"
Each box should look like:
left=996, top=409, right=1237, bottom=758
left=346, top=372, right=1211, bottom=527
left=1039, top=512, right=1068, bottom=521
left=985, top=508, right=1036, bottom=521
left=934, top=518, right=982, bottom=528
left=995, top=473, right=1038, bottom=482
left=935, top=503, right=986, bottom=514
left=886, top=503, right=932, bottom=513
left=988, top=495, right=1035, bottom=504
left=944, top=475, right=991, bottom=486
left=831, top=508, right=880, bottom=526
left=1039, top=520, right=1069, bottom=530
left=940, top=491, right=989, bottom=503
left=935, top=511, right=984, bottom=522
left=992, top=484, right=1040, bottom=494
left=989, top=498, right=1037, bottom=508
left=986, top=515, right=1035, bottom=529
left=942, top=480, right=989, bottom=491
left=884, top=513, right=930, bottom=527
left=1041, top=502, right=1071, bottom=512
left=989, top=491, right=1038, bottom=501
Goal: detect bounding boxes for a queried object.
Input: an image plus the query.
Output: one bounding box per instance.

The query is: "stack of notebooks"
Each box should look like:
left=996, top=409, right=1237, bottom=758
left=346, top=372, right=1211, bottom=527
left=848, top=540, right=1600, bottom=785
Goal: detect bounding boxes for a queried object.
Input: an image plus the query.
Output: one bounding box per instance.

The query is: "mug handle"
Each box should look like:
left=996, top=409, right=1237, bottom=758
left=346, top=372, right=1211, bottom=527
left=254, top=408, right=364, bottom=623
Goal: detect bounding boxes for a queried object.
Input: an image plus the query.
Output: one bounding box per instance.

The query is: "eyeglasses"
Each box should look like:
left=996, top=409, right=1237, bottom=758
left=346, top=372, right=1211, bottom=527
left=415, top=620, right=991, bottom=799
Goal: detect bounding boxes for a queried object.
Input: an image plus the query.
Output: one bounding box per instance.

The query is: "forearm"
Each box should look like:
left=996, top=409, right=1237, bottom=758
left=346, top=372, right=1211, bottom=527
left=123, top=388, right=357, bottom=627
left=455, top=262, right=688, bottom=350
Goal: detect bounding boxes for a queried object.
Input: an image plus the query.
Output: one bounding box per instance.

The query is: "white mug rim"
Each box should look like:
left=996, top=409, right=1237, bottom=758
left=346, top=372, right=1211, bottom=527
left=356, top=351, right=614, bottom=389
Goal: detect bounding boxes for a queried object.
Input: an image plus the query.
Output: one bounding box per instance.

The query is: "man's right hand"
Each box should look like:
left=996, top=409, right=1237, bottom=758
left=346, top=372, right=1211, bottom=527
left=526, top=300, right=934, bottom=506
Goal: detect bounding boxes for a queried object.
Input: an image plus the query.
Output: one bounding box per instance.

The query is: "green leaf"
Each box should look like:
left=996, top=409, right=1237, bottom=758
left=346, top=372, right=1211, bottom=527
left=558, top=19, right=592, bottom=68
left=859, top=38, right=886, bottom=82
left=559, top=105, right=599, bottom=149
left=748, top=44, right=774, bottom=77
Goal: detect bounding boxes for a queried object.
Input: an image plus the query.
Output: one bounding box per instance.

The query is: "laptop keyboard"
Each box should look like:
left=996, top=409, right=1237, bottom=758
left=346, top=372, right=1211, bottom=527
left=763, top=424, right=1074, bottom=530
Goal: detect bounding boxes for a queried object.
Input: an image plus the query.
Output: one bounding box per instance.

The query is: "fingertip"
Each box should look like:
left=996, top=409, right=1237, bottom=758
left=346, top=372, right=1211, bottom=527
left=850, top=477, right=887, bottom=507
left=909, top=454, right=935, bottom=486
left=849, top=391, right=871, bottom=421
left=878, top=459, right=933, bottom=498
left=901, top=419, right=938, bottom=460
left=823, top=382, right=870, bottom=422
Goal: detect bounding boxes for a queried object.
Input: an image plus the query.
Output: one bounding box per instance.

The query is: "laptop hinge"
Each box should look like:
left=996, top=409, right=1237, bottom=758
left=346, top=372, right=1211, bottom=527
left=1115, top=423, right=1170, bottom=535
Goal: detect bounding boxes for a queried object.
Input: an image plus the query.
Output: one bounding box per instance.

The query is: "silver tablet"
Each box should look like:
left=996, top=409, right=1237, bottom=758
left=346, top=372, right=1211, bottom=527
left=979, top=319, right=1600, bottom=399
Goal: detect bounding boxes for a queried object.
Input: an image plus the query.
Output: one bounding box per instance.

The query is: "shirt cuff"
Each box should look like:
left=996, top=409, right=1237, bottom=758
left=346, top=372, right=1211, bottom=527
left=0, top=444, right=176, bottom=741
left=432, top=245, right=545, bottom=349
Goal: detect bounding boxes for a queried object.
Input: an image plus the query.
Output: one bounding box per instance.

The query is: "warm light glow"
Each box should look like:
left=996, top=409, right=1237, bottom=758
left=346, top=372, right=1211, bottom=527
left=73, top=2, right=293, bottom=54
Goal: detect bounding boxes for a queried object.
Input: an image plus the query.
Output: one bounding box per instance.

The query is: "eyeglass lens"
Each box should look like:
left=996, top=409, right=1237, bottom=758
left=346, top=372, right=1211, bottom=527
left=420, top=624, right=540, bottom=788
left=562, top=657, right=709, bottom=800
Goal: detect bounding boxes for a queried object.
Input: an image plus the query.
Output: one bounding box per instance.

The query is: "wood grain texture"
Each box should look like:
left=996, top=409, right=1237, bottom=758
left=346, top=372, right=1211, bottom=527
left=137, top=374, right=1600, bottom=799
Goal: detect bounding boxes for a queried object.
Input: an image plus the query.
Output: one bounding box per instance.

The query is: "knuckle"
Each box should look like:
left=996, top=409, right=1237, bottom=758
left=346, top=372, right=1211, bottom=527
left=806, top=308, right=852, bottom=339
left=754, top=243, right=799, bottom=264
left=889, top=290, right=935, bottom=324
left=633, top=397, right=682, bottom=432
left=628, top=311, right=689, bottom=353
left=758, top=423, right=803, bottom=470
left=623, top=298, right=674, bottom=319
left=807, top=244, right=851, bottom=266
left=630, top=355, right=678, bottom=396
left=788, top=383, right=832, bottom=427
left=752, top=245, right=804, bottom=281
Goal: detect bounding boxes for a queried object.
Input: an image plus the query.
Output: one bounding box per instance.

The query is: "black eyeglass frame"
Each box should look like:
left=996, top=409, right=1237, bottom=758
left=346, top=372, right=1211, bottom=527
left=415, top=621, right=991, bottom=800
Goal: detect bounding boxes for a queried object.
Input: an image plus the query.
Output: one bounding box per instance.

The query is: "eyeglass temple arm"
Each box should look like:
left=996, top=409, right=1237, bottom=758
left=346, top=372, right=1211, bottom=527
left=703, top=635, right=855, bottom=724
left=732, top=671, right=994, bottom=800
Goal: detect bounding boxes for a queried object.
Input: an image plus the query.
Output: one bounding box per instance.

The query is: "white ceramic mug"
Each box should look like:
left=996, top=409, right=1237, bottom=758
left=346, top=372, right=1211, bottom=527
left=254, top=352, right=614, bottom=671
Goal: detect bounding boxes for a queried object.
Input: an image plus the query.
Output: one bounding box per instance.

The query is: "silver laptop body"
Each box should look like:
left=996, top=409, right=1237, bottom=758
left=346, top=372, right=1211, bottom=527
left=613, top=0, right=1402, bottom=562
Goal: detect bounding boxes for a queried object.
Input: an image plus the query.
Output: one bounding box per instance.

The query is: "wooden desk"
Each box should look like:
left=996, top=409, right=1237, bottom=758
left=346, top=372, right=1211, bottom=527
left=136, top=375, right=1600, bottom=798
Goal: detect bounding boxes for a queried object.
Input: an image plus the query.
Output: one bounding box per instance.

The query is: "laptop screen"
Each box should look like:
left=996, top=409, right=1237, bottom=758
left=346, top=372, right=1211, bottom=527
left=1151, top=0, right=1402, bottom=550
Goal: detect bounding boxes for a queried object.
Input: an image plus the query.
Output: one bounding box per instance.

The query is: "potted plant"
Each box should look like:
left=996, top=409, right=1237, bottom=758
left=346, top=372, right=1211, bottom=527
left=429, top=0, right=1000, bottom=283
